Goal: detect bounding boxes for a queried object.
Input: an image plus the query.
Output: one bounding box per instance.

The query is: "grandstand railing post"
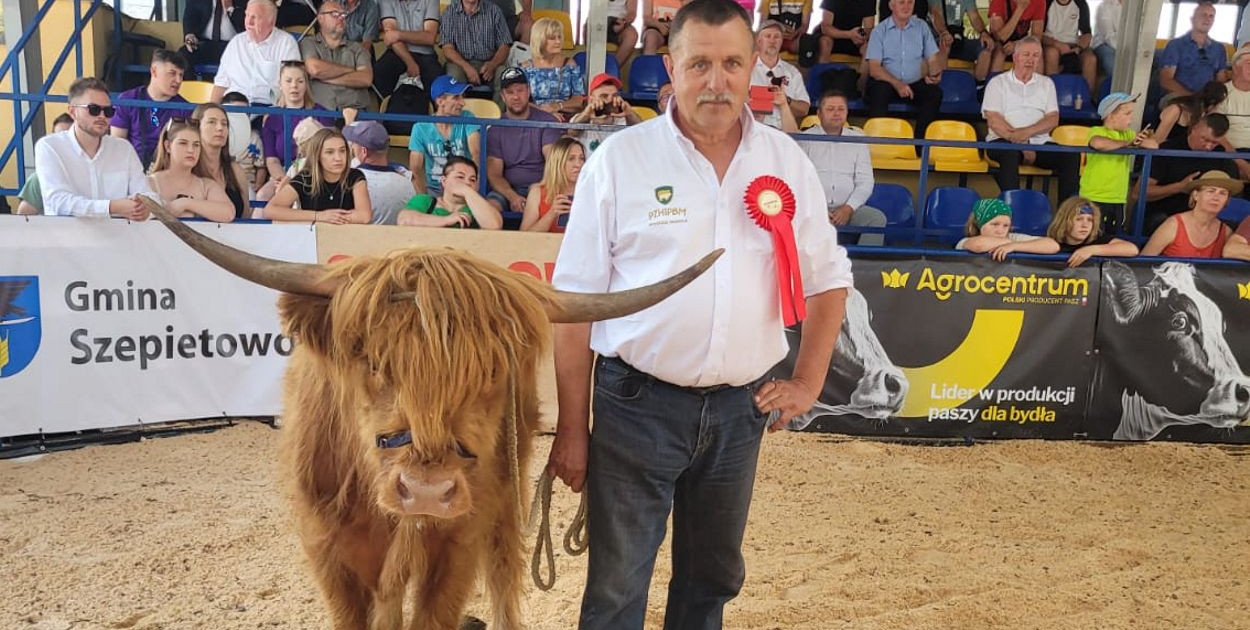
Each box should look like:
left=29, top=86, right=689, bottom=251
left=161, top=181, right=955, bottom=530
left=1132, top=153, right=1153, bottom=240
left=114, top=0, right=124, bottom=88
left=478, top=121, right=489, bottom=196
left=74, top=0, right=83, bottom=79
left=916, top=142, right=931, bottom=247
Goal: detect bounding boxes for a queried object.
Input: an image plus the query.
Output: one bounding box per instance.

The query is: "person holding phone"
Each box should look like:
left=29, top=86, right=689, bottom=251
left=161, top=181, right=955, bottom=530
left=522, top=137, right=585, bottom=232
left=749, top=19, right=806, bottom=132
left=567, top=74, right=643, bottom=154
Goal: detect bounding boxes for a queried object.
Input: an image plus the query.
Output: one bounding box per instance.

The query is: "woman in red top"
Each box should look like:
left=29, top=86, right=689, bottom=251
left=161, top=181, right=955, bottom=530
left=521, top=137, right=586, bottom=233
left=1142, top=170, right=1242, bottom=259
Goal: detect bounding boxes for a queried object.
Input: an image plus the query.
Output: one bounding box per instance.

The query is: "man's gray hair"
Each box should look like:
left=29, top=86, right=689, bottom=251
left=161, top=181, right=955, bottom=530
left=249, top=0, right=278, bottom=15
left=1016, top=36, right=1042, bottom=49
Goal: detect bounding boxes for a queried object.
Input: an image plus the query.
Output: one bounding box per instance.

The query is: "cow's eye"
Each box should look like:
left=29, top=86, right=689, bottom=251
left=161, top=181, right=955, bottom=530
left=455, top=441, right=477, bottom=460
left=376, top=430, right=412, bottom=449
left=1170, top=312, right=1189, bottom=332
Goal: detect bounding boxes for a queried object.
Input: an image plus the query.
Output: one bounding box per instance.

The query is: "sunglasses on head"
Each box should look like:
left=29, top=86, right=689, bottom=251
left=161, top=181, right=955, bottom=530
left=163, top=116, right=191, bottom=131
left=75, top=103, right=116, bottom=118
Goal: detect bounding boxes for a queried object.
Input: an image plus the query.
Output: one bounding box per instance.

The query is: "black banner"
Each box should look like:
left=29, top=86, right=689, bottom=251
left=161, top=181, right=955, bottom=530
left=1089, top=260, right=1250, bottom=443
left=775, top=256, right=1100, bottom=439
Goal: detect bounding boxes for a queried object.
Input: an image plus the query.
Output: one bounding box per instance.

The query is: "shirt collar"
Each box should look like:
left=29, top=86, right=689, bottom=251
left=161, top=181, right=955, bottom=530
left=1007, top=68, right=1042, bottom=86
left=664, top=101, right=759, bottom=152
left=880, top=15, right=919, bottom=32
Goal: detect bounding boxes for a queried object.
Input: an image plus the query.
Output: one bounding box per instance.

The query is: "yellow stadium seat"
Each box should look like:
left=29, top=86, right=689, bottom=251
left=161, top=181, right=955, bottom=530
left=1051, top=124, right=1091, bottom=147
left=800, top=114, right=819, bottom=130
left=946, top=58, right=974, bottom=70
left=390, top=134, right=409, bottom=149
left=924, top=120, right=988, bottom=173
left=862, top=117, right=921, bottom=171
left=534, top=9, right=575, bottom=49
left=634, top=105, right=659, bottom=120
left=462, top=98, right=501, bottom=119
left=829, top=53, right=861, bottom=64
left=1156, top=38, right=1167, bottom=49
left=283, top=24, right=313, bottom=39
left=179, top=80, right=215, bottom=104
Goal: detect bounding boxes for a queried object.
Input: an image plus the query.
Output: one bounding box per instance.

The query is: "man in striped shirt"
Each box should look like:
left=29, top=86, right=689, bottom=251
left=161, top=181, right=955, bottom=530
left=439, top=0, right=513, bottom=92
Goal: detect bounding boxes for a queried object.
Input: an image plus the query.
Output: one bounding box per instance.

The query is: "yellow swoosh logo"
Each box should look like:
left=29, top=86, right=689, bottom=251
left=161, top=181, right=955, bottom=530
left=897, top=309, right=1024, bottom=418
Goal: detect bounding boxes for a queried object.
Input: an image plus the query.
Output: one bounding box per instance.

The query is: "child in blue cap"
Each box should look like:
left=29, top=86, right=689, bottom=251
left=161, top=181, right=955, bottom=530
left=1080, top=92, right=1158, bottom=234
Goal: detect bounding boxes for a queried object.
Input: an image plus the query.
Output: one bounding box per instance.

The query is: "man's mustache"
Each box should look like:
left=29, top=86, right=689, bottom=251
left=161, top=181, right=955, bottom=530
left=697, top=93, right=733, bottom=104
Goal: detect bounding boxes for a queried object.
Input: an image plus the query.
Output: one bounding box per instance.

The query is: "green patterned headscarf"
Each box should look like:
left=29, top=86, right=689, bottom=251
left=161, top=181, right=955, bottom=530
left=972, top=198, right=1012, bottom=228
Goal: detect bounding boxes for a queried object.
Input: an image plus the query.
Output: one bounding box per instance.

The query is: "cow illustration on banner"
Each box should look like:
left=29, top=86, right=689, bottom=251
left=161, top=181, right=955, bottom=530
left=776, top=256, right=1099, bottom=439
left=1090, top=261, right=1250, bottom=443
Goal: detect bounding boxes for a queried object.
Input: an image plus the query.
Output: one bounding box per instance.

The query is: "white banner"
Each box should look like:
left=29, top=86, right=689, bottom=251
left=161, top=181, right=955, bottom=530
left=0, top=217, right=317, bottom=438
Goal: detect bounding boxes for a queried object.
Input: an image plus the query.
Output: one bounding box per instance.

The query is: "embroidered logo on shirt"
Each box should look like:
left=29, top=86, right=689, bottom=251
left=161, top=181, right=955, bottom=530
left=648, top=207, right=688, bottom=225
left=654, top=186, right=673, bottom=204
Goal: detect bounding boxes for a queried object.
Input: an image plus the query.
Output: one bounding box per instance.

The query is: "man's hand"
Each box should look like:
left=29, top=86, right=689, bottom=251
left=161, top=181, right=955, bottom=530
left=613, top=94, right=633, bottom=117
left=755, top=377, right=820, bottom=432
left=442, top=211, right=473, bottom=227
left=342, top=107, right=359, bottom=125
left=480, top=62, right=497, bottom=81
left=924, top=70, right=942, bottom=85
left=938, top=30, right=954, bottom=49
left=509, top=194, right=526, bottom=213
left=546, top=427, right=589, bottom=492
left=382, top=29, right=402, bottom=46
left=771, top=86, right=788, bottom=107
left=980, top=30, right=995, bottom=49
left=463, top=64, right=483, bottom=85
left=183, top=33, right=200, bottom=51
left=828, top=204, right=853, bottom=225
left=109, top=197, right=147, bottom=221
left=894, top=81, right=914, bottom=98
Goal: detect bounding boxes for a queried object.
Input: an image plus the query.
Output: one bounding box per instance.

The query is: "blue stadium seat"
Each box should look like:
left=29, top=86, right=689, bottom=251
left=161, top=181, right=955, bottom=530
left=1097, top=75, right=1112, bottom=101
left=865, top=183, right=915, bottom=225
left=1052, top=74, right=1098, bottom=120
left=626, top=55, right=669, bottom=101
left=999, top=188, right=1054, bottom=235
left=803, top=63, right=864, bottom=109
left=939, top=70, right=979, bottom=115
left=1219, top=196, right=1250, bottom=225
left=924, top=186, right=979, bottom=243
left=574, top=51, right=621, bottom=80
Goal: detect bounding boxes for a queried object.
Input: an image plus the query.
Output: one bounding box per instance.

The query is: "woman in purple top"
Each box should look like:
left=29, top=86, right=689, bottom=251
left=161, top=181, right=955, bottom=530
left=261, top=60, right=336, bottom=185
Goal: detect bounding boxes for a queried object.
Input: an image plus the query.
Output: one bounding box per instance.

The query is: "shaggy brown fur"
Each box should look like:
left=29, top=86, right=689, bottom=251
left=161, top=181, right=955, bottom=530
left=277, top=248, right=553, bottom=630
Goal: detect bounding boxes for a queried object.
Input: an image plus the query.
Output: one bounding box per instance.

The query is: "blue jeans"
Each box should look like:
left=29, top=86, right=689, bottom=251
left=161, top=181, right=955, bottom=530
left=1094, top=43, right=1116, bottom=76
left=579, top=356, right=770, bottom=630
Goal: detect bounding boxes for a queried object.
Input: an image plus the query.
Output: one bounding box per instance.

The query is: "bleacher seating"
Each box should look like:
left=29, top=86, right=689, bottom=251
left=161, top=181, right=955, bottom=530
left=1052, top=74, right=1098, bottom=120
left=178, top=80, right=215, bottom=104
left=1000, top=189, right=1054, bottom=235
left=803, top=63, right=863, bottom=109
left=626, top=55, right=669, bottom=101
left=865, top=183, right=916, bottom=237
left=573, top=51, right=621, bottom=79
left=925, top=120, right=988, bottom=174
left=863, top=118, right=920, bottom=171
left=924, top=186, right=980, bottom=243
left=533, top=9, right=575, bottom=49
left=634, top=106, right=659, bottom=120
left=799, top=114, right=819, bottom=130
left=938, top=71, right=980, bottom=116
left=462, top=98, right=501, bottom=119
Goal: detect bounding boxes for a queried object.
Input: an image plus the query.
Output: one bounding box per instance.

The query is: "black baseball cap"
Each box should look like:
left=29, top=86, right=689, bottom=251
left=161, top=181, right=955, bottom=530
left=499, top=67, right=528, bottom=88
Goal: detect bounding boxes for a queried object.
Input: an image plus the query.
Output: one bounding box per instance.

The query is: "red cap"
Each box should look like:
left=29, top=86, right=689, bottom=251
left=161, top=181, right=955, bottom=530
left=589, top=73, right=622, bottom=92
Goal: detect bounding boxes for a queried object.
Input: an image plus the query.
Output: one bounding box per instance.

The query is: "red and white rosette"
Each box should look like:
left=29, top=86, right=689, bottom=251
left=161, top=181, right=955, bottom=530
left=744, top=175, right=805, bottom=326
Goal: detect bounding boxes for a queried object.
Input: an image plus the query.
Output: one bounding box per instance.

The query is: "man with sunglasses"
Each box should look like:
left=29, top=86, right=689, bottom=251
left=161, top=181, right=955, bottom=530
left=302, top=0, right=374, bottom=110
left=1158, top=1, right=1229, bottom=99
left=749, top=19, right=806, bottom=132
left=110, top=49, right=190, bottom=169
left=36, top=77, right=155, bottom=220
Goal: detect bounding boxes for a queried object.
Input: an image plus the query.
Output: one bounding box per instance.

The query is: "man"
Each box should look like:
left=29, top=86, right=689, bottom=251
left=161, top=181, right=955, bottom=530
left=374, top=0, right=443, bottom=100
left=935, top=0, right=994, bottom=80
left=301, top=1, right=374, bottom=111
left=801, top=90, right=888, bottom=246
left=1217, top=45, right=1250, bottom=177
left=1224, top=216, right=1250, bottom=260
left=1158, top=2, right=1228, bottom=99
left=398, top=156, right=504, bottom=228
left=1137, top=114, right=1237, bottom=234
left=750, top=20, right=808, bottom=131
left=1041, top=0, right=1095, bottom=93
left=181, top=0, right=249, bottom=67
left=110, top=49, right=190, bottom=168
left=487, top=0, right=532, bottom=43
left=546, top=1, right=851, bottom=628
left=486, top=67, right=563, bottom=214
left=567, top=73, right=643, bottom=154
left=818, top=0, right=874, bottom=69
left=656, top=81, right=675, bottom=113
left=340, top=0, right=381, bottom=52
left=982, top=37, right=1079, bottom=199
left=865, top=0, right=944, bottom=138
left=409, top=75, right=482, bottom=194
left=439, top=0, right=513, bottom=90
left=343, top=119, right=416, bottom=225
left=211, top=0, right=300, bottom=104
left=987, top=0, right=1044, bottom=73
left=757, top=0, right=813, bottom=56
left=1091, top=0, right=1119, bottom=75
left=36, top=78, right=154, bottom=220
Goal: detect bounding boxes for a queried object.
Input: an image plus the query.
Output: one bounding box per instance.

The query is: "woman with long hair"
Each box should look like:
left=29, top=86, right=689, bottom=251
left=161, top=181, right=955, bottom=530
left=1142, top=171, right=1240, bottom=258
left=264, top=128, right=372, bottom=224
left=520, top=18, right=585, bottom=119
left=261, top=61, right=335, bottom=190
left=191, top=102, right=251, bottom=219
left=1045, top=196, right=1138, bottom=266
left=147, top=119, right=237, bottom=222
left=521, top=137, right=585, bottom=232
left=1155, top=81, right=1227, bottom=143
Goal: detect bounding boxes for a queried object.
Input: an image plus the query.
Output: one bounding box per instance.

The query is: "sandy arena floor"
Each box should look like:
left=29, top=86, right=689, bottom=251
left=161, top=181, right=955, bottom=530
left=1, top=421, right=1247, bottom=630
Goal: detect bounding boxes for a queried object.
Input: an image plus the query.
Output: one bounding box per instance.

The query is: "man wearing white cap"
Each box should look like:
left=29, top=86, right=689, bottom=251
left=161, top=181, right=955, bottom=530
left=750, top=19, right=808, bottom=131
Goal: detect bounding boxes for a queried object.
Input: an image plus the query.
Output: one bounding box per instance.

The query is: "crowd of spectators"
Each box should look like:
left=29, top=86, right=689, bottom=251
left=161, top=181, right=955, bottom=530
left=16, top=0, right=1250, bottom=264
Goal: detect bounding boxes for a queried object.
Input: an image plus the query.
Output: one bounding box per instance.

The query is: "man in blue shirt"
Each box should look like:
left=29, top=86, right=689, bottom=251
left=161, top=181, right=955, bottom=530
left=1158, top=1, right=1229, bottom=98
left=865, top=0, right=944, bottom=137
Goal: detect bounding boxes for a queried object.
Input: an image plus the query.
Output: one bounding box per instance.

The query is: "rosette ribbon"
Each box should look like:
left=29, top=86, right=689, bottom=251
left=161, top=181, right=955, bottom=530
left=744, top=175, right=805, bottom=326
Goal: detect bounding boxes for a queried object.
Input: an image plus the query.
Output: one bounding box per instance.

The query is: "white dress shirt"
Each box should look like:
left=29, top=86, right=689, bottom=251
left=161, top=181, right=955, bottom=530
left=35, top=129, right=154, bottom=217
left=981, top=70, right=1059, bottom=144
left=750, top=57, right=807, bottom=130
left=552, top=106, right=854, bottom=388
left=800, top=125, right=874, bottom=210
left=1092, top=0, right=1119, bottom=50
left=213, top=29, right=301, bottom=104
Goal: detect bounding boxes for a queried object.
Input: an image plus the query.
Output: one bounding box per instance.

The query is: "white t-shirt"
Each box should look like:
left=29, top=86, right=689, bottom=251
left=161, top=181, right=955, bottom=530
left=606, top=0, right=627, bottom=19
left=981, top=70, right=1059, bottom=144
left=1044, top=0, right=1082, bottom=45
left=750, top=57, right=807, bottom=130
left=357, top=164, right=417, bottom=225
left=1092, top=0, right=1119, bottom=49
left=552, top=106, right=854, bottom=387
left=1216, top=83, right=1250, bottom=149
left=212, top=29, right=301, bottom=105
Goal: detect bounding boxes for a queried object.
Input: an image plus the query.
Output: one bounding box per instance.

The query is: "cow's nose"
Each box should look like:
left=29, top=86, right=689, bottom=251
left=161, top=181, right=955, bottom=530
left=884, top=373, right=903, bottom=395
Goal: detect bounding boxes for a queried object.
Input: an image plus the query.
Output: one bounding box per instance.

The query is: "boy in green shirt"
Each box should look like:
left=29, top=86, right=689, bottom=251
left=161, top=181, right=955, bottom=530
left=1080, top=92, right=1158, bottom=234
left=398, top=156, right=504, bottom=230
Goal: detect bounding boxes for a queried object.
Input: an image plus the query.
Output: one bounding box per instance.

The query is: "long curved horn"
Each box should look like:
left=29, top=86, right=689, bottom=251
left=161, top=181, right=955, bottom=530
left=545, top=249, right=724, bottom=323
left=1104, top=261, right=1158, bottom=325
left=141, top=196, right=340, bottom=297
